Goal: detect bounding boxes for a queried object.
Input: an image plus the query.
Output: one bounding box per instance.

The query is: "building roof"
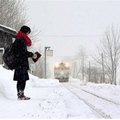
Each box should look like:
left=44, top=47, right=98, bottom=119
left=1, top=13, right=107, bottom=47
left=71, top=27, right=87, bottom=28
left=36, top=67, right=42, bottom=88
left=0, top=24, right=16, bottom=35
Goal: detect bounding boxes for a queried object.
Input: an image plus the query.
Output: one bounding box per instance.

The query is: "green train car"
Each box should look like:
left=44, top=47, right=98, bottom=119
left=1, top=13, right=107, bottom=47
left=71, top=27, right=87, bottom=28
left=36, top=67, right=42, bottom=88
left=54, top=62, right=70, bottom=82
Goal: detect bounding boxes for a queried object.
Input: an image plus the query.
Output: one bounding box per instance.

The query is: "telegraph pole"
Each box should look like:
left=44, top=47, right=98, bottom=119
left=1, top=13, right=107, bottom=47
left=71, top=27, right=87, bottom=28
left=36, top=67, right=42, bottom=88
left=82, top=57, right=84, bottom=80
left=44, top=47, right=50, bottom=79
left=101, top=53, right=105, bottom=83
left=89, top=61, right=91, bottom=82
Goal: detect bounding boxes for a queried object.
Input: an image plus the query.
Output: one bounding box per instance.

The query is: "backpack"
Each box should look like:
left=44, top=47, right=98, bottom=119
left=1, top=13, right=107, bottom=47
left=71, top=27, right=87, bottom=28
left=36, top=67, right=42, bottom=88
left=2, top=43, right=16, bottom=70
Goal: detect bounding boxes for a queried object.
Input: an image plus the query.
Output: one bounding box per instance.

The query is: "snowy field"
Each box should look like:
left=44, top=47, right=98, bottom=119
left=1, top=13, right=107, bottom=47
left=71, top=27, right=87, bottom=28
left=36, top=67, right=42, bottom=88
left=0, top=65, right=120, bottom=118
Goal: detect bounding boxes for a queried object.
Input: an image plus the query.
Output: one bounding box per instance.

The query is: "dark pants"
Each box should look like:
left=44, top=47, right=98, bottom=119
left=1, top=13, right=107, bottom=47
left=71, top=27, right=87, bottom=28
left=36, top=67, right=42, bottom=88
left=17, top=81, right=26, bottom=93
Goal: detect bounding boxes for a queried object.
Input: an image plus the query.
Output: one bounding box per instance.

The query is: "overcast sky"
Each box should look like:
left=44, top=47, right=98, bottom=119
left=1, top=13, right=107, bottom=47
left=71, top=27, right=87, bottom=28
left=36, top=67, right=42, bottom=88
left=25, top=0, right=120, bottom=58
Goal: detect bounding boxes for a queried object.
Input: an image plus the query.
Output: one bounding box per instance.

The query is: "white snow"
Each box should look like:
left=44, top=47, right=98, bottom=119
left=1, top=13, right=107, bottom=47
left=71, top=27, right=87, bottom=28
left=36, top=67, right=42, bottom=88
left=0, top=65, right=120, bottom=118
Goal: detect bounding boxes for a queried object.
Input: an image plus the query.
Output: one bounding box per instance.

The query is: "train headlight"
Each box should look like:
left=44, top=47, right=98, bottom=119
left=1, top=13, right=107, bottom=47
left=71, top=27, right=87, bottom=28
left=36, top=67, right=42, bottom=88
left=55, top=63, right=60, bottom=69
left=65, top=63, right=70, bottom=68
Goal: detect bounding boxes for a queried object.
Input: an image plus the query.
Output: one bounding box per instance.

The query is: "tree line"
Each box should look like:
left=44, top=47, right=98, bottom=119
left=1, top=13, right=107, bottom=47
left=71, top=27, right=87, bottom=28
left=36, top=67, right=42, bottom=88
left=71, top=25, right=120, bottom=85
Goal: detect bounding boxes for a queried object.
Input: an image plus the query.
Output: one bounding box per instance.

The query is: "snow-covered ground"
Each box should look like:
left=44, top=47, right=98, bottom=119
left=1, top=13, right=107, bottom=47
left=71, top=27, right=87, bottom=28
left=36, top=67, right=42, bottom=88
left=0, top=65, right=120, bottom=118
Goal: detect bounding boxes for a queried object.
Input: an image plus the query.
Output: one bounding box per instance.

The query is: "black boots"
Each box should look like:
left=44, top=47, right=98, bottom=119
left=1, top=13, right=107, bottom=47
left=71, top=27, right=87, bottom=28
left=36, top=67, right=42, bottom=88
left=17, top=92, right=30, bottom=100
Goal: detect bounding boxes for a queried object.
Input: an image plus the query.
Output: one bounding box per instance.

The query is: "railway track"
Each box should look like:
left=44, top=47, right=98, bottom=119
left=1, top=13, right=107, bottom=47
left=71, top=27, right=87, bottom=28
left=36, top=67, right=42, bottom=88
left=62, top=82, right=120, bottom=119
left=70, top=83, right=120, bottom=106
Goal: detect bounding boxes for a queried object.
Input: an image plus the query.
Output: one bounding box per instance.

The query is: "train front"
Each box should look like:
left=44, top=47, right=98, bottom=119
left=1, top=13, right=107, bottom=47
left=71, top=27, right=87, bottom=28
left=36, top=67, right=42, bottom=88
left=54, top=62, right=70, bottom=82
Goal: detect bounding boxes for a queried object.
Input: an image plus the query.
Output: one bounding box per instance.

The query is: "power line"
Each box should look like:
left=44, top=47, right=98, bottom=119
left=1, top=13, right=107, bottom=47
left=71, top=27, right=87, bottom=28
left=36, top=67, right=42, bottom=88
left=41, top=35, right=104, bottom=37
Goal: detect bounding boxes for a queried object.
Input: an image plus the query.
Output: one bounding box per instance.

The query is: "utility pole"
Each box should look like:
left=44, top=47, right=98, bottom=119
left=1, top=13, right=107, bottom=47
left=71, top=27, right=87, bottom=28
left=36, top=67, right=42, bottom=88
left=101, top=53, right=105, bottom=83
left=44, top=46, right=50, bottom=79
left=82, top=57, right=84, bottom=80
left=89, top=61, right=91, bottom=82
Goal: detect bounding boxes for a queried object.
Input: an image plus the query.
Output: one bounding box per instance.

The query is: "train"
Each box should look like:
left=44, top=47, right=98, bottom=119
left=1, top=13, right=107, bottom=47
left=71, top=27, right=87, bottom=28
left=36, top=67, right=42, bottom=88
left=54, top=62, right=70, bottom=82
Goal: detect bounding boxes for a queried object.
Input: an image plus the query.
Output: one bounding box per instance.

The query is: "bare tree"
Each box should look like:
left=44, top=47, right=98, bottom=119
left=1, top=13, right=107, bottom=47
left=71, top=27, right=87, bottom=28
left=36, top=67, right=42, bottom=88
left=29, top=26, right=43, bottom=42
left=28, top=41, right=44, bottom=78
left=85, top=62, right=102, bottom=83
left=71, top=62, right=78, bottom=78
left=33, top=57, right=44, bottom=78
left=0, top=0, right=28, bottom=30
left=0, top=0, right=44, bottom=78
left=94, top=25, right=120, bottom=85
left=71, top=46, right=87, bottom=80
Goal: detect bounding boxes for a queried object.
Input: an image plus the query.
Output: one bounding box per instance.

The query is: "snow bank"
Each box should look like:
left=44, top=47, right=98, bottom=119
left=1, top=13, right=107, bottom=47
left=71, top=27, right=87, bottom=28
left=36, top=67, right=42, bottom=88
left=29, top=75, right=60, bottom=87
left=0, top=66, right=16, bottom=99
left=0, top=66, right=61, bottom=99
